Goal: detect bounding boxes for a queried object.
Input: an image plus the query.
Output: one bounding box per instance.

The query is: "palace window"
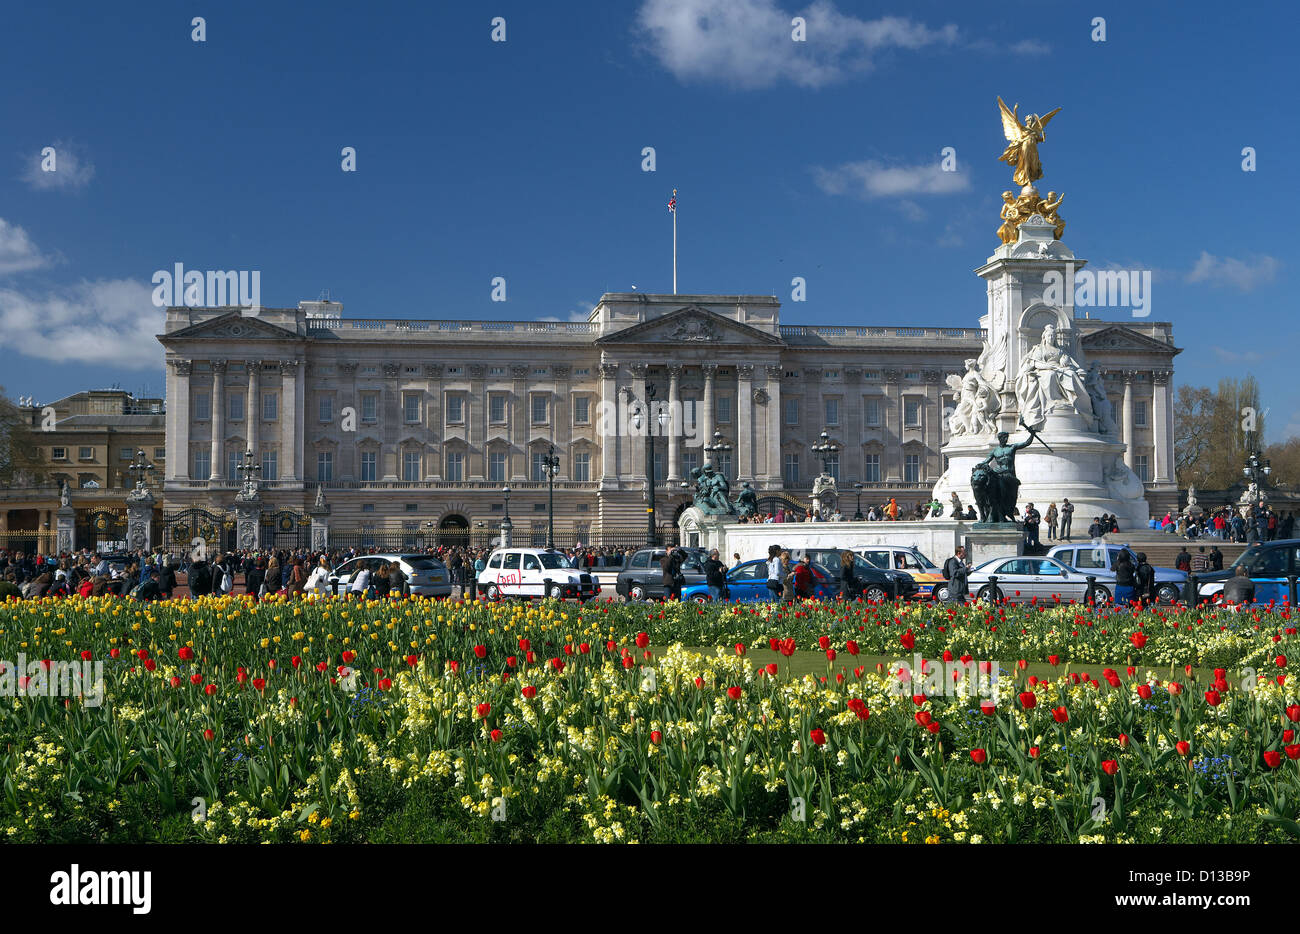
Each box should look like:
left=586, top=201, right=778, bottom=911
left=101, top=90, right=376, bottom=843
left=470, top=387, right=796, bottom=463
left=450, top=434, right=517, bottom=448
left=784, top=453, right=800, bottom=485
left=864, top=453, right=881, bottom=483
left=904, top=398, right=923, bottom=428
left=785, top=398, right=799, bottom=426
left=360, top=451, right=377, bottom=483
left=317, top=452, right=333, bottom=481
left=52, top=447, right=66, bottom=460
left=1135, top=402, right=1148, bottom=427
left=227, top=450, right=240, bottom=482
left=573, top=396, right=590, bottom=425
left=319, top=395, right=333, bottom=422
left=531, top=394, right=549, bottom=425
left=716, top=395, right=732, bottom=425
left=362, top=393, right=378, bottom=422
left=194, top=392, right=211, bottom=421
left=261, top=451, right=278, bottom=481
left=263, top=392, right=278, bottom=421
left=78, top=446, right=94, bottom=461
left=824, top=453, right=840, bottom=482
left=488, top=451, right=507, bottom=483
left=489, top=394, right=507, bottom=424
left=864, top=398, right=881, bottom=427
left=228, top=392, right=244, bottom=421
left=824, top=398, right=839, bottom=426
left=445, top=395, right=464, bottom=424
left=445, top=451, right=464, bottom=482
left=193, top=449, right=210, bottom=479
left=573, top=451, right=591, bottom=482
left=403, top=392, right=421, bottom=423
left=904, top=453, right=921, bottom=483
left=402, top=451, right=421, bottom=482
left=1135, top=454, right=1150, bottom=483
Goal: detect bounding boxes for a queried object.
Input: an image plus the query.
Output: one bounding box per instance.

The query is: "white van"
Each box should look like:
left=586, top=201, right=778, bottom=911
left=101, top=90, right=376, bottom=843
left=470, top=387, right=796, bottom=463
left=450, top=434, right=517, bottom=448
left=477, top=548, right=601, bottom=601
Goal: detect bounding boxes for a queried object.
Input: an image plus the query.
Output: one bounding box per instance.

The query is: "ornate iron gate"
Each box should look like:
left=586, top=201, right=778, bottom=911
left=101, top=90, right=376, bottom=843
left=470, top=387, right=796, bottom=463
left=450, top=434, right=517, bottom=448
left=163, top=507, right=234, bottom=556
left=261, top=509, right=311, bottom=550
left=78, top=509, right=127, bottom=551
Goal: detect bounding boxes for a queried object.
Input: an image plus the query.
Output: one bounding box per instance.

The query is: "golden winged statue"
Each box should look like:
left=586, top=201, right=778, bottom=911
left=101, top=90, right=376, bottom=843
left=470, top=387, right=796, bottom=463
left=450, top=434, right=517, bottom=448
left=997, top=96, right=1061, bottom=187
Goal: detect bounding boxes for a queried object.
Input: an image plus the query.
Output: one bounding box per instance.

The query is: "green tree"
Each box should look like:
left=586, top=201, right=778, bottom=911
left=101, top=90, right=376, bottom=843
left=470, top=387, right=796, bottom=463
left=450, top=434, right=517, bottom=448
left=1174, top=376, right=1264, bottom=489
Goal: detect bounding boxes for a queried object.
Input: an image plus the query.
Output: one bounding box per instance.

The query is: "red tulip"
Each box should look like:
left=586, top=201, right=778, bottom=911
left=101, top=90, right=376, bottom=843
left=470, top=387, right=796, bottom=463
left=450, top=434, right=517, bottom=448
left=780, top=638, right=797, bottom=658
left=377, top=678, right=392, bottom=691
left=521, top=685, right=537, bottom=699
left=766, top=663, right=779, bottom=676
left=825, top=649, right=837, bottom=662
left=1204, top=690, right=1222, bottom=707
left=178, top=647, right=194, bottom=660
left=809, top=728, right=827, bottom=746
left=475, top=702, right=491, bottom=718
left=621, top=656, right=634, bottom=669
left=1048, top=654, right=1060, bottom=666
left=490, top=729, right=502, bottom=742
left=1018, top=691, right=1037, bottom=709
left=846, top=640, right=859, bottom=656
left=252, top=678, right=266, bottom=691
left=727, top=686, right=743, bottom=701
left=1137, top=684, right=1153, bottom=700
left=1277, top=655, right=1288, bottom=668
left=316, top=661, right=329, bottom=672
left=980, top=701, right=995, bottom=716
left=109, top=648, right=120, bottom=659
left=169, top=676, right=181, bottom=688
left=1101, top=760, right=1119, bottom=776
left=341, top=650, right=355, bottom=663
left=694, top=676, right=704, bottom=688
left=650, top=730, right=662, bottom=745
left=914, top=711, right=932, bottom=727
left=1285, top=745, right=1300, bottom=761
left=203, top=729, right=215, bottom=741
left=926, top=721, right=940, bottom=734
left=1017, top=659, right=1028, bottom=670
left=635, top=632, right=650, bottom=649
left=735, top=642, right=746, bottom=656
left=189, top=672, right=202, bottom=685
left=1264, top=750, right=1283, bottom=769
left=970, top=748, right=987, bottom=764
left=204, top=684, right=217, bottom=695
left=550, top=658, right=565, bottom=672
left=143, top=659, right=157, bottom=672
left=518, top=638, right=531, bottom=653
left=1052, top=706, right=1069, bottom=723
left=578, top=642, right=590, bottom=655
left=1285, top=729, right=1295, bottom=744
left=1129, top=632, right=1147, bottom=649
left=1029, top=746, right=1040, bottom=758
left=1167, top=682, right=1183, bottom=696
left=1118, top=733, right=1130, bottom=748
left=853, top=666, right=864, bottom=679
left=80, top=650, right=92, bottom=661
left=900, top=630, right=915, bottom=650
left=291, top=655, right=302, bottom=668
left=1176, top=740, right=1190, bottom=756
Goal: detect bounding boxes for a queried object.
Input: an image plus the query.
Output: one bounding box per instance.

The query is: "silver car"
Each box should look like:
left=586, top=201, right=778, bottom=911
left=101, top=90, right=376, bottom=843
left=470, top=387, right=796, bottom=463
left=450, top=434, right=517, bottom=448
left=967, top=555, right=1114, bottom=604
left=328, top=553, right=452, bottom=598
left=1046, top=543, right=1185, bottom=604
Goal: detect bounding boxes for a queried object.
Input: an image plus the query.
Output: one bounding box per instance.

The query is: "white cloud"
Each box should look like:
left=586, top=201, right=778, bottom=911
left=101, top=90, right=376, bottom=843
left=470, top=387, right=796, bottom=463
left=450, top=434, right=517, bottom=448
left=812, top=159, right=971, bottom=199
left=635, top=0, right=958, bottom=88
left=0, top=218, right=55, bottom=275
left=0, top=278, right=161, bottom=369
left=1187, top=251, right=1279, bottom=291
left=21, top=141, right=95, bottom=191
left=1212, top=346, right=1267, bottom=364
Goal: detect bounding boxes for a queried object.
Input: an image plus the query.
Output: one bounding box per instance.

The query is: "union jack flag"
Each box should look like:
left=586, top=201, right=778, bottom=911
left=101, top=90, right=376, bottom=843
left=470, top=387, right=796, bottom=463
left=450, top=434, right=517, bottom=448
left=668, top=189, right=677, bottom=213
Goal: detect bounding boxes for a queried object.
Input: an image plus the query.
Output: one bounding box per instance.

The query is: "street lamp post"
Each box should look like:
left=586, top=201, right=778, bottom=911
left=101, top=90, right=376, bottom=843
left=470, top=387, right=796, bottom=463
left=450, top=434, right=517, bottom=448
left=128, top=449, right=155, bottom=492
left=625, top=383, right=671, bottom=546
left=540, top=445, right=560, bottom=549
left=853, top=481, right=864, bottom=521
left=501, top=485, right=512, bottom=548
left=704, top=430, right=731, bottom=468
left=235, top=446, right=261, bottom=496
left=1242, top=451, right=1272, bottom=541
left=811, top=430, right=840, bottom=476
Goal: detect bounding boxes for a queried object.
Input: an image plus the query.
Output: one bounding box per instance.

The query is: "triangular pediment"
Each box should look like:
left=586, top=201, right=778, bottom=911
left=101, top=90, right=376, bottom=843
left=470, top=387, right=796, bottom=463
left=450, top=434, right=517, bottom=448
left=596, top=305, right=784, bottom=346
left=1081, top=325, right=1180, bottom=355
left=161, top=311, right=302, bottom=342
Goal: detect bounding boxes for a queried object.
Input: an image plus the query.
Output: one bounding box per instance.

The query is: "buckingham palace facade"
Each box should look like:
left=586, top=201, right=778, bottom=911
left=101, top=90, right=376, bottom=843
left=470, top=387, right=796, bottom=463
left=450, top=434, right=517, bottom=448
left=159, top=293, right=1180, bottom=542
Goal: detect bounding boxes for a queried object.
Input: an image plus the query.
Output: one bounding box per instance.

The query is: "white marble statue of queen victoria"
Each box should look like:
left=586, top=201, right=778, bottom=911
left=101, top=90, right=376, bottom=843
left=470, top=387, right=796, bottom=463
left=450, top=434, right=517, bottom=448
left=1014, top=323, right=1092, bottom=429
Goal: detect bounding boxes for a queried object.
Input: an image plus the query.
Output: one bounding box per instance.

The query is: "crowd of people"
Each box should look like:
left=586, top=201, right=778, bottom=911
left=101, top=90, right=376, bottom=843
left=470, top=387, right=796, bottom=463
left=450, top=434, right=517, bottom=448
left=1152, top=505, right=1294, bottom=542
left=737, top=497, right=975, bottom=524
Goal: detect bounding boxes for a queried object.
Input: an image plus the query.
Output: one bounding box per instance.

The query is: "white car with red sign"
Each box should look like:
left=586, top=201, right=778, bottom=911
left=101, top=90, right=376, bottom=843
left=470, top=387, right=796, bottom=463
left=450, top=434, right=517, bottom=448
left=477, top=548, right=601, bottom=601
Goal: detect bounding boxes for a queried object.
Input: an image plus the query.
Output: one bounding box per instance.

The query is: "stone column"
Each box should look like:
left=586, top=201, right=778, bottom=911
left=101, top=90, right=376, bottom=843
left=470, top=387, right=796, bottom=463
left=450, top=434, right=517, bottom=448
left=666, top=365, right=683, bottom=481
left=425, top=363, right=443, bottom=480
left=209, top=359, right=226, bottom=481
left=553, top=364, right=572, bottom=479
left=844, top=369, right=862, bottom=481
left=125, top=488, right=155, bottom=552
left=280, top=359, right=302, bottom=482
left=736, top=364, right=753, bottom=482
left=168, top=359, right=192, bottom=481
left=1153, top=370, right=1171, bottom=482
left=56, top=502, right=76, bottom=554
left=247, top=359, right=261, bottom=454
left=883, top=369, right=902, bottom=481
left=923, top=370, right=942, bottom=481
left=507, top=364, right=525, bottom=481
left=1122, top=370, right=1135, bottom=470
left=598, top=362, right=618, bottom=489
left=382, top=362, right=400, bottom=481
left=700, top=364, right=717, bottom=449
left=339, top=362, right=358, bottom=481
left=629, top=363, right=648, bottom=491
left=764, top=364, right=783, bottom=489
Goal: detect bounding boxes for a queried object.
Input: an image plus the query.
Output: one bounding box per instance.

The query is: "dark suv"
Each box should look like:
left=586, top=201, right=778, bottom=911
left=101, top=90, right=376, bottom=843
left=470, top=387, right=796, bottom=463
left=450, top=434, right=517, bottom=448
left=1195, top=539, right=1299, bottom=604
left=615, top=547, right=707, bottom=600
left=794, top=548, right=920, bottom=602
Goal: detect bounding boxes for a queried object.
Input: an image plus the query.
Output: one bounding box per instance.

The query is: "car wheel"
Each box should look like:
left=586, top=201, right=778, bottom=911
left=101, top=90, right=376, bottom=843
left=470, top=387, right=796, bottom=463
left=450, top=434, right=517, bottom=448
left=691, top=593, right=710, bottom=604
left=864, top=585, right=887, bottom=603
left=1156, top=584, right=1179, bottom=604
left=486, top=584, right=501, bottom=601
left=978, top=585, right=1003, bottom=603
left=547, top=583, right=563, bottom=600
left=1092, top=585, right=1112, bottom=604
left=933, top=584, right=951, bottom=602
left=629, top=584, right=647, bottom=601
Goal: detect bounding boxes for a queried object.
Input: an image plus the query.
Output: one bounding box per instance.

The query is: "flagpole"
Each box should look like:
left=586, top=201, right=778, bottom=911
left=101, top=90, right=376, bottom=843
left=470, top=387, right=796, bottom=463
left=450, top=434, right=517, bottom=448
left=669, top=188, right=678, bottom=294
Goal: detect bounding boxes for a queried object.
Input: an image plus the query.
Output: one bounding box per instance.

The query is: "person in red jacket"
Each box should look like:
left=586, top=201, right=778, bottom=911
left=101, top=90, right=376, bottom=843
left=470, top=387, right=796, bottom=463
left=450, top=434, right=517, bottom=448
left=792, top=555, right=814, bottom=599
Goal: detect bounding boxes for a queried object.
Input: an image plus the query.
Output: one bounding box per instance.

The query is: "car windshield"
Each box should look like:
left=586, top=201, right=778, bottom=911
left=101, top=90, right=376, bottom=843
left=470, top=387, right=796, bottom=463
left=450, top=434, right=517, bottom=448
left=908, top=550, right=939, bottom=570
left=400, top=557, right=442, bottom=571
left=538, top=553, right=573, bottom=569
left=1230, top=546, right=1263, bottom=572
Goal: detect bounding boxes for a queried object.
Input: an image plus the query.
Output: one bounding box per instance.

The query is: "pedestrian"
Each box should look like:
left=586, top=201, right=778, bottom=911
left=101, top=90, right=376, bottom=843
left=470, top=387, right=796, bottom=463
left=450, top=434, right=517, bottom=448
left=780, top=551, right=795, bottom=603
left=1222, top=564, right=1256, bottom=606
left=1023, top=503, right=1041, bottom=549
left=1210, top=545, right=1224, bottom=571
left=942, top=546, right=970, bottom=603
left=1175, top=546, right=1191, bottom=573
left=837, top=550, right=859, bottom=601
left=246, top=558, right=266, bottom=599
left=1133, top=552, right=1156, bottom=606
left=1191, top=546, right=1210, bottom=575
left=1113, top=549, right=1136, bottom=605
left=660, top=547, right=684, bottom=602
left=792, top=555, right=814, bottom=599
left=158, top=557, right=176, bottom=600
left=1045, top=502, right=1058, bottom=541
left=766, top=544, right=784, bottom=602
left=703, top=549, right=727, bottom=603
left=1059, top=498, right=1074, bottom=541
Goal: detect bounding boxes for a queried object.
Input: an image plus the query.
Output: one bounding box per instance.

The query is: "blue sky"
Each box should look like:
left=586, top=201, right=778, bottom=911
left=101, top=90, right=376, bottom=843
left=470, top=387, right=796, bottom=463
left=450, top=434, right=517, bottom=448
left=2, top=0, right=1294, bottom=439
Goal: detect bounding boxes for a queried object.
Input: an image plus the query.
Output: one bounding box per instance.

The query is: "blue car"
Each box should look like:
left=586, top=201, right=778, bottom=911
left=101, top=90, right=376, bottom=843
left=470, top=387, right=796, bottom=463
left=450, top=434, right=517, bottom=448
left=680, top=559, right=838, bottom=603
left=1196, top=538, right=1299, bottom=605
